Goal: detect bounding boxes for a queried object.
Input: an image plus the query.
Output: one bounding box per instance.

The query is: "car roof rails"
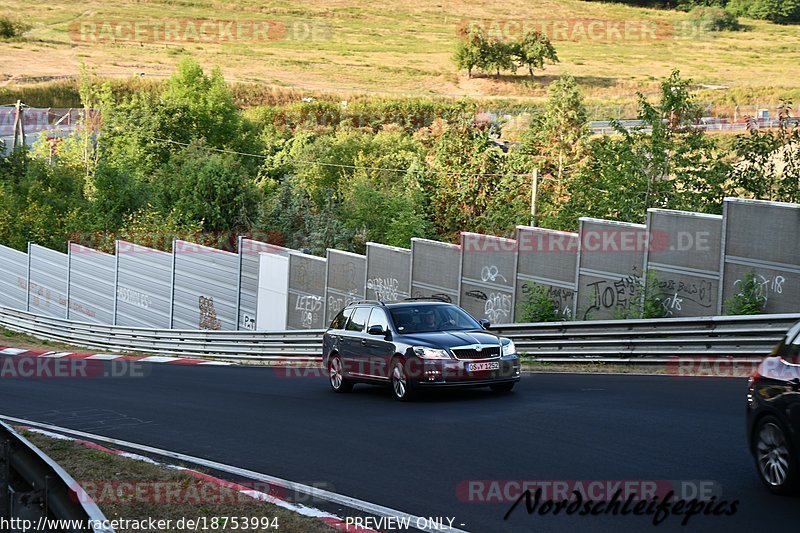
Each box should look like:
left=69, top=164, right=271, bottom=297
left=349, top=300, right=387, bottom=306
left=400, top=296, right=450, bottom=303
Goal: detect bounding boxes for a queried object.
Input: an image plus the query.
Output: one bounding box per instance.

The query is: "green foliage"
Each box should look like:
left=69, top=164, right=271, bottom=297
left=688, top=6, right=742, bottom=31
left=453, top=26, right=485, bottom=79
left=728, top=0, right=800, bottom=23
left=520, top=283, right=564, bottom=322
left=510, top=30, right=559, bottom=79
left=724, top=272, right=767, bottom=315
left=521, top=75, right=591, bottom=229
left=729, top=102, right=800, bottom=203
left=559, top=70, right=730, bottom=228
left=0, top=16, right=30, bottom=40
left=453, top=26, right=557, bottom=78
left=151, top=141, right=260, bottom=232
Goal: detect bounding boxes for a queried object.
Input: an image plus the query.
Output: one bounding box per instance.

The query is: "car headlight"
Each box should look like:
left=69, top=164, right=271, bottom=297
left=501, top=339, right=516, bottom=356
left=413, top=347, right=452, bottom=360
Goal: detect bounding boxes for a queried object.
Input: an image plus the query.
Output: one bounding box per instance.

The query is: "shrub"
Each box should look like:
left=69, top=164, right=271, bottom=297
left=725, top=272, right=767, bottom=315
left=520, top=283, right=566, bottom=323
left=688, top=6, right=742, bottom=31
left=0, top=17, right=30, bottom=40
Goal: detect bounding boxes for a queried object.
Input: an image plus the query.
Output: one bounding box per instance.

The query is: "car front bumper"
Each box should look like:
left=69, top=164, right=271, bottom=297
left=408, top=354, right=521, bottom=387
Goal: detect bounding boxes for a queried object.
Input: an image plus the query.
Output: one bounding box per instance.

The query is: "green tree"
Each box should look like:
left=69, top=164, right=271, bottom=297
left=511, top=30, right=559, bottom=80
left=729, top=102, right=800, bottom=203
left=151, top=141, right=260, bottom=232
left=521, top=75, right=590, bottom=229
left=560, top=70, right=730, bottom=227
left=453, top=26, right=486, bottom=78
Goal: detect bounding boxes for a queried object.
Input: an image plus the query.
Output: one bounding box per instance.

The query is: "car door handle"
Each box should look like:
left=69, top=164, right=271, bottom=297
left=361, top=339, right=368, bottom=346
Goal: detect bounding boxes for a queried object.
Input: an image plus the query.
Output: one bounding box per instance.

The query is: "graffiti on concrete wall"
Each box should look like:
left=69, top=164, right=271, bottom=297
left=199, top=296, right=221, bottom=330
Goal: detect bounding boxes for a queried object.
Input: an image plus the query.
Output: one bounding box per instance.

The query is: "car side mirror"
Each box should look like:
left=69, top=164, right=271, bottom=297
left=367, top=325, right=386, bottom=336
left=479, top=319, right=491, bottom=329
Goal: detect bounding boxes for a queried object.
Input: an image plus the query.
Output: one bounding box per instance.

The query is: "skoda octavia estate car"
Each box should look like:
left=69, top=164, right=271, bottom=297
left=747, top=320, right=800, bottom=494
left=322, top=300, right=521, bottom=401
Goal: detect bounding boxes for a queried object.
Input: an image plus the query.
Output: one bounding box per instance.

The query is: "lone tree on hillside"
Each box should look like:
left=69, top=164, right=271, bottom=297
left=512, top=30, right=559, bottom=80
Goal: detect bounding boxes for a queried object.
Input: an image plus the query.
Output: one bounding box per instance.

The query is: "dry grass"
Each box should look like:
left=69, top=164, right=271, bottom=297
left=23, top=430, right=336, bottom=533
left=0, top=0, right=798, bottom=107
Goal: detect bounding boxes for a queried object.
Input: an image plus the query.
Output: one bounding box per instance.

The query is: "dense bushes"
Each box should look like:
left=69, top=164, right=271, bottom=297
left=2, top=61, right=800, bottom=260
left=0, top=16, right=30, bottom=40
left=688, top=6, right=741, bottom=30
left=596, top=0, right=800, bottom=23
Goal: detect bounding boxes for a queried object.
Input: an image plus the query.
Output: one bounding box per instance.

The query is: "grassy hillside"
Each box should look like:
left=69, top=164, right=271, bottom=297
left=0, top=0, right=799, bottom=108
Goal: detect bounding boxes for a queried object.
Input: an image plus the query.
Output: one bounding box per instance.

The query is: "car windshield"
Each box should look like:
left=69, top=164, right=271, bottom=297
left=389, top=304, right=482, bottom=334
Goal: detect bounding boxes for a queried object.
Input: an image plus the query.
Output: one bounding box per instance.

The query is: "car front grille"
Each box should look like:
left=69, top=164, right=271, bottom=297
left=452, top=346, right=501, bottom=360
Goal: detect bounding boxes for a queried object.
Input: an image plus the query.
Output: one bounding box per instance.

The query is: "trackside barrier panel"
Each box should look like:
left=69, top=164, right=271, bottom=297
left=365, top=242, right=411, bottom=301
left=172, top=239, right=238, bottom=331
left=238, top=238, right=291, bottom=330
left=286, top=251, right=327, bottom=330
left=720, top=198, right=800, bottom=314
left=410, top=238, right=461, bottom=304
left=114, top=240, right=173, bottom=328
left=460, top=232, right=517, bottom=324
left=325, top=249, right=366, bottom=323
left=27, top=243, right=68, bottom=319
left=67, top=242, right=115, bottom=324
left=645, top=209, right=722, bottom=318
left=0, top=243, right=27, bottom=311
left=514, top=226, right=578, bottom=321
left=575, top=219, right=647, bottom=321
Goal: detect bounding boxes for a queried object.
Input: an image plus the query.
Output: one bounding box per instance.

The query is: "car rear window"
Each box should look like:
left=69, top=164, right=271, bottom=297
left=345, top=307, right=371, bottom=332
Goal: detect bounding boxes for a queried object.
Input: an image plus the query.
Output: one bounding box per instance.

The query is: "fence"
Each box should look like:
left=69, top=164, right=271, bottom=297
left=0, top=197, right=798, bottom=332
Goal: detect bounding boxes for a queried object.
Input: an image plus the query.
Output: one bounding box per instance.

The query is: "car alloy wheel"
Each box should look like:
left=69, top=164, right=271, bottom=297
left=329, top=356, right=353, bottom=393
left=391, top=360, right=414, bottom=401
left=756, top=419, right=796, bottom=492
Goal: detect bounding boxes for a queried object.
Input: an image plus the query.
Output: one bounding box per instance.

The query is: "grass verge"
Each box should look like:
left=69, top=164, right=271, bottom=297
left=22, top=430, right=336, bottom=533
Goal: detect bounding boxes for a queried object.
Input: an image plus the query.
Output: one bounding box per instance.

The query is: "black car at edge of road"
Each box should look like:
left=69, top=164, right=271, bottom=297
left=747, top=319, right=800, bottom=494
left=322, top=299, right=521, bottom=401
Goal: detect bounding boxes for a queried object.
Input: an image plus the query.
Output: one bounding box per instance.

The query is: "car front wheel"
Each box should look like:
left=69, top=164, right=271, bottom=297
left=391, top=360, right=415, bottom=402
left=328, top=356, right=353, bottom=393
left=754, top=416, right=798, bottom=494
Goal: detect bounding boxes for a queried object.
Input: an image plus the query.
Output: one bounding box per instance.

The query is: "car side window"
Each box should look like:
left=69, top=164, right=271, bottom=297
left=345, top=307, right=370, bottom=332
left=331, top=308, right=353, bottom=330
left=367, top=308, right=390, bottom=331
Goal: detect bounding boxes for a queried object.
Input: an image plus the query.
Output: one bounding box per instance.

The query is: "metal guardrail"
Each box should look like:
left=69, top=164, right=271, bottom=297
left=1, top=421, right=112, bottom=533
left=1, top=306, right=798, bottom=363
left=0, top=307, right=322, bottom=361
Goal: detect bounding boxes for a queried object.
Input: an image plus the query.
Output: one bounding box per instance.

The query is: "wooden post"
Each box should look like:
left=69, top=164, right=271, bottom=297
left=530, top=168, right=539, bottom=227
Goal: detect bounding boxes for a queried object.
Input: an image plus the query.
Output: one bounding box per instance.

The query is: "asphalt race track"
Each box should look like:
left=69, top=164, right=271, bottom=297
left=0, top=361, right=796, bottom=532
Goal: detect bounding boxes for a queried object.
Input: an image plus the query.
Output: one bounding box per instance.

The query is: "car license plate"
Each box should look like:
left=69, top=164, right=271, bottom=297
left=467, top=361, right=500, bottom=372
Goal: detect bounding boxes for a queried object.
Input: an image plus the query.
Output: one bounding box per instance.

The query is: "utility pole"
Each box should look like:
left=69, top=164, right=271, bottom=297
left=530, top=168, right=539, bottom=227
left=12, top=100, right=25, bottom=151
